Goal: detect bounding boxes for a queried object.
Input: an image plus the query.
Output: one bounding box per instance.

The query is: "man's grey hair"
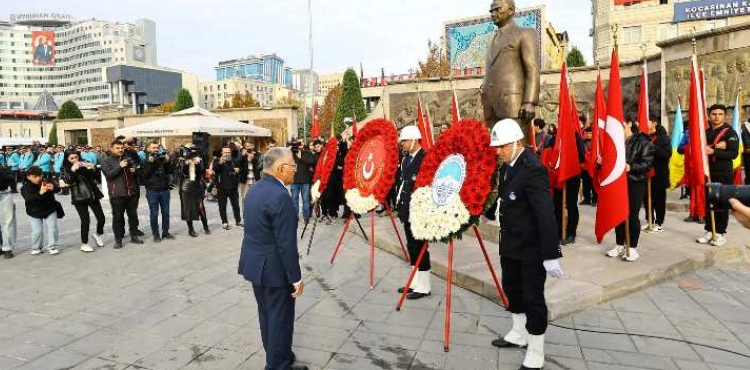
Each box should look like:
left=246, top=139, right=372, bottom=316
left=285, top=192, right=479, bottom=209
left=263, top=147, right=292, bottom=173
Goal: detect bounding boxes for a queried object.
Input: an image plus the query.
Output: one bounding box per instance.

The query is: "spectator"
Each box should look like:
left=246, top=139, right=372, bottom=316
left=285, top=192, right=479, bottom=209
left=53, top=145, right=68, bottom=195
left=177, top=145, right=210, bottom=237
left=102, top=140, right=143, bottom=249
left=741, top=118, right=750, bottom=185
left=21, top=166, right=61, bottom=255
left=580, top=126, right=597, bottom=206
left=7, top=148, right=20, bottom=193
left=290, top=139, right=315, bottom=224
left=213, top=146, right=243, bottom=230
left=19, top=147, right=34, bottom=177
left=0, top=169, right=16, bottom=258
left=239, top=141, right=261, bottom=204
left=61, top=150, right=106, bottom=252
left=644, top=115, right=672, bottom=232
left=34, top=146, right=53, bottom=180
left=141, top=141, right=175, bottom=243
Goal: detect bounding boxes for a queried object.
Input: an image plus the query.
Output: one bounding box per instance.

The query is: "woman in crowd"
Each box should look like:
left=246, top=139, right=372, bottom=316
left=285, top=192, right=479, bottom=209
left=21, top=166, right=61, bottom=255
left=61, top=150, right=106, bottom=252
left=605, top=120, right=655, bottom=262
left=178, top=146, right=210, bottom=237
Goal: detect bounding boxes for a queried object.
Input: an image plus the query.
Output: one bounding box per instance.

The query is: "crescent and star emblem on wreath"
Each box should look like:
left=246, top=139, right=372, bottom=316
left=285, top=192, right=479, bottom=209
left=362, top=152, right=375, bottom=180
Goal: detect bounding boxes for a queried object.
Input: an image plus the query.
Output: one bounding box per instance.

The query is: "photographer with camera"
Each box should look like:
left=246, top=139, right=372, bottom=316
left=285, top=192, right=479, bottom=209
left=239, top=141, right=261, bottom=204
left=694, top=104, right=740, bottom=247
left=213, top=146, right=243, bottom=230
left=177, top=144, right=210, bottom=237
left=289, top=139, right=314, bottom=224
left=61, top=150, right=106, bottom=252
left=102, top=140, right=144, bottom=249
left=141, top=142, right=175, bottom=243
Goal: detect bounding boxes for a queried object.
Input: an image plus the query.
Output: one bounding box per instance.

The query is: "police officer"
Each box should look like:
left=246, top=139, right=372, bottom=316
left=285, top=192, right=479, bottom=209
left=487, top=119, right=563, bottom=370
left=396, top=126, right=431, bottom=300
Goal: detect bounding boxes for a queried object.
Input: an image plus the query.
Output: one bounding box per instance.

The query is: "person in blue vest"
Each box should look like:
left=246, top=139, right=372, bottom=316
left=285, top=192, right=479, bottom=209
left=82, top=147, right=99, bottom=166
left=53, top=145, right=68, bottom=195
left=238, top=147, right=307, bottom=370
left=19, top=147, right=35, bottom=177
left=7, top=148, right=20, bottom=193
left=0, top=148, right=6, bottom=169
left=33, top=146, right=52, bottom=180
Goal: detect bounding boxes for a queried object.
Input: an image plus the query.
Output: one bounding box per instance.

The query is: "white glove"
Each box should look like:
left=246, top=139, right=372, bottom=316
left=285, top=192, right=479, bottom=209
left=543, top=259, right=564, bottom=278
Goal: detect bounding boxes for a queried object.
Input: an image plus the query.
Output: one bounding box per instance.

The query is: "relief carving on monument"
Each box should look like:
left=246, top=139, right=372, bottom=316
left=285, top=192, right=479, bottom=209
left=253, top=118, right=288, bottom=144
left=389, top=89, right=483, bottom=129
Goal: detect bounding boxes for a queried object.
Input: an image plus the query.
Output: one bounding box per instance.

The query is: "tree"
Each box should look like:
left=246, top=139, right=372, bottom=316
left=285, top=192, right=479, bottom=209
left=221, top=100, right=231, bottom=109
left=333, top=69, right=367, bottom=136
left=47, top=122, right=58, bottom=146
left=243, top=91, right=260, bottom=108
left=320, top=84, right=341, bottom=137
left=173, top=88, right=194, bottom=112
left=231, top=93, right=244, bottom=108
left=57, top=100, right=83, bottom=120
left=146, top=101, right=175, bottom=114
left=566, top=46, right=587, bottom=68
left=418, top=39, right=451, bottom=78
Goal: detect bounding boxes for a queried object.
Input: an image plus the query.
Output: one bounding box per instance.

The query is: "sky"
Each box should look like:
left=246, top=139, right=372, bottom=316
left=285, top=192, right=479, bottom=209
left=6, top=0, right=592, bottom=81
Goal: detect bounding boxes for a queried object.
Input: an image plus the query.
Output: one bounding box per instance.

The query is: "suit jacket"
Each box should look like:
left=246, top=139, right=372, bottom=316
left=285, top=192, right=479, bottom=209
left=238, top=176, right=302, bottom=288
left=481, top=22, right=540, bottom=122
left=497, top=149, right=561, bottom=261
left=397, top=149, right=425, bottom=224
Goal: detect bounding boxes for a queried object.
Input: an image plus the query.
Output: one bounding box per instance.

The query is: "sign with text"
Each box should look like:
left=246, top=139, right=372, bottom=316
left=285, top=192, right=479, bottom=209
left=674, top=0, right=750, bottom=22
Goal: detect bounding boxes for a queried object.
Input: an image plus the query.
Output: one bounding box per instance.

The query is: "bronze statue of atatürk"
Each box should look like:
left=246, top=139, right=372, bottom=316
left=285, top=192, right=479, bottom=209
left=481, top=0, right=540, bottom=142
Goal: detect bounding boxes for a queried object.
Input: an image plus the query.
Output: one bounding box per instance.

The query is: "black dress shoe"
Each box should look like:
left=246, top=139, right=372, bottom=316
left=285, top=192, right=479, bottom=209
left=188, top=230, right=198, bottom=237
left=518, top=366, right=540, bottom=370
left=162, top=233, right=175, bottom=240
left=135, top=229, right=145, bottom=237
left=236, top=221, right=243, bottom=228
left=130, top=236, right=144, bottom=244
left=114, top=241, right=123, bottom=249
left=153, top=235, right=161, bottom=243
left=204, top=227, right=211, bottom=235
left=3, top=251, right=14, bottom=259
left=289, top=364, right=308, bottom=370
left=290, top=351, right=296, bottom=364
left=491, top=337, right=526, bottom=348
left=397, top=287, right=413, bottom=294
left=406, top=292, right=430, bottom=300
left=561, top=235, right=575, bottom=246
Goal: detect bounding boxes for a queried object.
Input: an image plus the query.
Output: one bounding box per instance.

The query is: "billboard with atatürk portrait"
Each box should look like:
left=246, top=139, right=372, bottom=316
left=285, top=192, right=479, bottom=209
left=31, top=31, right=55, bottom=66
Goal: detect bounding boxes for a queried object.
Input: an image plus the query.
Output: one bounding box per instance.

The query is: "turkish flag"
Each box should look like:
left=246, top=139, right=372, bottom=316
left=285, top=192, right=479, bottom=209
left=594, top=48, right=629, bottom=243
left=451, top=89, right=461, bottom=125
left=637, top=61, right=650, bottom=134
left=687, top=55, right=709, bottom=217
left=587, top=73, right=606, bottom=191
left=416, top=97, right=432, bottom=150
left=311, top=102, right=320, bottom=139
left=551, top=62, right=581, bottom=189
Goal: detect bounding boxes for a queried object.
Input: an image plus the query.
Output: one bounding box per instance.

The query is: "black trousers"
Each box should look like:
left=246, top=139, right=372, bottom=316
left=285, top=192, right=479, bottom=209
left=615, top=179, right=646, bottom=248
left=580, top=172, right=597, bottom=203
left=500, top=256, right=548, bottom=335
left=744, top=155, right=750, bottom=185
left=644, top=184, right=668, bottom=226
left=553, top=176, right=581, bottom=238
left=320, top=191, right=339, bottom=217
left=253, top=284, right=295, bottom=370
left=74, top=200, right=105, bottom=244
left=403, top=222, right=430, bottom=271
left=10, top=170, right=19, bottom=192
left=217, top=188, right=241, bottom=224
left=705, top=172, right=733, bottom=234
left=110, top=195, right=139, bottom=241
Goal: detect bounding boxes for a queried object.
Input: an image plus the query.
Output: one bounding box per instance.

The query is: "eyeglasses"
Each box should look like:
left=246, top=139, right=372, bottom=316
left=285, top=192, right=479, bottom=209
left=280, top=163, right=297, bottom=171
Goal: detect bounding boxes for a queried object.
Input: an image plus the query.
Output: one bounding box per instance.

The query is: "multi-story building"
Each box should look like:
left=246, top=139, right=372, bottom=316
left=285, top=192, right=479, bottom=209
left=199, top=77, right=297, bottom=110
left=0, top=13, right=158, bottom=110
left=292, top=69, right=319, bottom=97
left=317, top=73, right=344, bottom=98
left=591, top=0, right=750, bottom=64
left=214, top=53, right=293, bottom=87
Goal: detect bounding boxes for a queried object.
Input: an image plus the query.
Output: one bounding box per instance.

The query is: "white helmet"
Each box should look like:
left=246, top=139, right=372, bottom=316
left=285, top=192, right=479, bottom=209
left=399, top=126, right=422, bottom=141
left=490, top=119, right=524, bottom=147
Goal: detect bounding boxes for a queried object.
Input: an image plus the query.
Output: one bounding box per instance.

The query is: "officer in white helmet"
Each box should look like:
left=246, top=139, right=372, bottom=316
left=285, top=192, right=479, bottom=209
left=395, top=125, right=431, bottom=300
left=486, top=119, right=563, bottom=370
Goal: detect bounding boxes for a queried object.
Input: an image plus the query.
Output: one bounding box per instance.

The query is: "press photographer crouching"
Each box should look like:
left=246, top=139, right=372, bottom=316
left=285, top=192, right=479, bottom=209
left=177, top=144, right=210, bottom=237
left=707, top=183, right=750, bottom=230
left=141, top=142, right=175, bottom=243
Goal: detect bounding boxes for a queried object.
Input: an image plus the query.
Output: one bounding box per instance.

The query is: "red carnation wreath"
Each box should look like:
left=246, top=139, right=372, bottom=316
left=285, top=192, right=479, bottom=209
left=311, top=137, right=339, bottom=203
left=409, top=118, right=497, bottom=242
left=343, top=118, right=399, bottom=214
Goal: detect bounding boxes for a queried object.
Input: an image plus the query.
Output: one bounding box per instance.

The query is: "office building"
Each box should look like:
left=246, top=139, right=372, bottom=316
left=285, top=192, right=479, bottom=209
left=199, top=77, right=297, bottom=109
left=214, top=53, right=293, bottom=87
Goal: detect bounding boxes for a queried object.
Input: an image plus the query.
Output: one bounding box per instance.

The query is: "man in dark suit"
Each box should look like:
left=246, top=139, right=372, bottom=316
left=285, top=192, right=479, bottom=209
left=238, top=147, right=307, bottom=370
left=486, top=119, right=563, bottom=370
left=481, top=0, right=540, bottom=143
left=396, top=126, right=430, bottom=300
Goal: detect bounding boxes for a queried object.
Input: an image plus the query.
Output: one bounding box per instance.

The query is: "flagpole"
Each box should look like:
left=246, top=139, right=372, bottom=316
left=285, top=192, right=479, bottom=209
left=612, top=23, right=631, bottom=259
left=641, top=45, right=655, bottom=233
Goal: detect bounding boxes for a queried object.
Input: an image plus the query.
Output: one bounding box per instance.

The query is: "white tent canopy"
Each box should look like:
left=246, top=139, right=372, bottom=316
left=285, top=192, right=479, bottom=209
left=114, top=107, right=272, bottom=138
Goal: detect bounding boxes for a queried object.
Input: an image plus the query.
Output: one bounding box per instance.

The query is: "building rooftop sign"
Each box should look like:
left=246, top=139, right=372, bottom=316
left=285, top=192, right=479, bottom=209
left=674, top=0, right=750, bottom=22
left=9, top=13, right=74, bottom=26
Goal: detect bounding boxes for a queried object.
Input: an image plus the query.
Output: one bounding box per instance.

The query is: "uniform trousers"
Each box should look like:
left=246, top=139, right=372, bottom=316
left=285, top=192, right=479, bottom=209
left=644, top=184, right=667, bottom=226
left=615, top=179, right=646, bottom=248
left=553, top=176, right=581, bottom=239
left=500, top=256, right=548, bottom=335
left=404, top=222, right=430, bottom=271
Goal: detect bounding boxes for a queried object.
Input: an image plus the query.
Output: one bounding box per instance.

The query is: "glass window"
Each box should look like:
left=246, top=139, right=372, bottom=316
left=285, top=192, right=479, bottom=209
left=657, top=23, right=678, bottom=41
left=622, top=26, right=642, bottom=44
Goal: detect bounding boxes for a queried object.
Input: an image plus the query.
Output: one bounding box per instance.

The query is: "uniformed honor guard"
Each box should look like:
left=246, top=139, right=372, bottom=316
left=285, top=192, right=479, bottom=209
left=487, top=119, right=563, bottom=370
left=396, top=126, right=431, bottom=300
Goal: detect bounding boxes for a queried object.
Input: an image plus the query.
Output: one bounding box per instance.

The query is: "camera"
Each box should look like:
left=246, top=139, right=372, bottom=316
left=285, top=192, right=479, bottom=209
left=706, top=183, right=750, bottom=210
left=122, top=158, right=134, bottom=167
left=179, top=145, right=202, bottom=160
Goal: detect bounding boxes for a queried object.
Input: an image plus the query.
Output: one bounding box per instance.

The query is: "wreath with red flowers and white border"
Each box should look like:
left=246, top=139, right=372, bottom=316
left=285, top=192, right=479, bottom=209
left=311, top=137, right=339, bottom=203
left=409, top=119, right=497, bottom=242
left=343, top=118, right=399, bottom=214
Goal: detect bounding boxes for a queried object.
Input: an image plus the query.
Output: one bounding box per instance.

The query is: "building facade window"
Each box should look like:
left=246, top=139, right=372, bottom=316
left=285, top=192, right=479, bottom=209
left=622, top=25, right=642, bottom=44
left=657, top=22, right=678, bottom=41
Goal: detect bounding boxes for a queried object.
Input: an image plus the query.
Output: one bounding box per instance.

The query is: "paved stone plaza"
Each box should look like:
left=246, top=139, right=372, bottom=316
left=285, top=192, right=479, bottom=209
left=1, top=195, right=750, bottom=369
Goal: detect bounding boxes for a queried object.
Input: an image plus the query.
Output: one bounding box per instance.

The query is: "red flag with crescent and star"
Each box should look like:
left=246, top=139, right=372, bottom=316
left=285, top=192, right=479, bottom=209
left=595, top=48, right=629, bottom=243
left=311, top=101, right=320, bottom=139
left=587, top=73, right=606, bottom=192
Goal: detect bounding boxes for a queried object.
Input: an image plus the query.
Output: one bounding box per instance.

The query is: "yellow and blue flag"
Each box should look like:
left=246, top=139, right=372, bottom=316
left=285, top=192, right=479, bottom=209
left=669, top=100, right=685, bottom=189
left=732, top=91, right=744, bottom=184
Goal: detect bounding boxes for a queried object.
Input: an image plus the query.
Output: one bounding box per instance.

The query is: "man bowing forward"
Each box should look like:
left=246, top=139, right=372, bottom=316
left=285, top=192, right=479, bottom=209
left=239, top=147, right=308, bottom=370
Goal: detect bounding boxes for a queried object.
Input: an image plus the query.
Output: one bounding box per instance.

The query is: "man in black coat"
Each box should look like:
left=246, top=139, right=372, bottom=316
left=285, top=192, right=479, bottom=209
left=741, top=119, right=750, bottom=185
left=102, top=140, right=143, bottom=249
left=141, top=142, right=175, bottom=242
left=644, top=116, right=672, bottom=232
left=396, top=126, right=430, bottom=300
left=213, top=146, right=242, bottom=230
left=487, top=119, right=563, bottom=370
left=553, top=118, right=586, bottom=246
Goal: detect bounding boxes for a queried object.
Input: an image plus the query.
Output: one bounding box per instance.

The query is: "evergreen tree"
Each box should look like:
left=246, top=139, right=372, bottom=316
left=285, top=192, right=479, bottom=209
left=173, top=88, right=194, bottom=112
left=333, top=69, right=366, bottom=136
left=320, top=84, right=342, bottom=137
left=57, top=100, right=84, bottom=120
left=242, top=91, right=260, bottom=107
left=47, top=122, right=58, bottom=146
left=566, top=46, right=587, bottom=68
left=231, top=93, right=244, bottom=108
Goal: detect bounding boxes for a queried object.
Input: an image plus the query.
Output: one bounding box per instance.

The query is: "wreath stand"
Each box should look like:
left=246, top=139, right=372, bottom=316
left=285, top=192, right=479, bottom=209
left=396, top=225, right=508, bottom=352
left=329, top=203, right=409, bottom=289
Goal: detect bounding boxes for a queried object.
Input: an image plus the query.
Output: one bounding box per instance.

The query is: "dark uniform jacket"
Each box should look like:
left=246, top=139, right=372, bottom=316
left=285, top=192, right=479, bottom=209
left=705, top=123, right=740, bottom=176
left=649, top=126, right=672, bottom=188
left=496, top=148, right=561, bottom=262
left=625, top=133, right=656, bottom=183
left=396, top=149, right=425, bottom=224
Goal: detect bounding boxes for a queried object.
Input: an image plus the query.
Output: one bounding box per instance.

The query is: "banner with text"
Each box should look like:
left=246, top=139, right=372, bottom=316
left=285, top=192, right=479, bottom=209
left=674, top=0, right=750, bottom=23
